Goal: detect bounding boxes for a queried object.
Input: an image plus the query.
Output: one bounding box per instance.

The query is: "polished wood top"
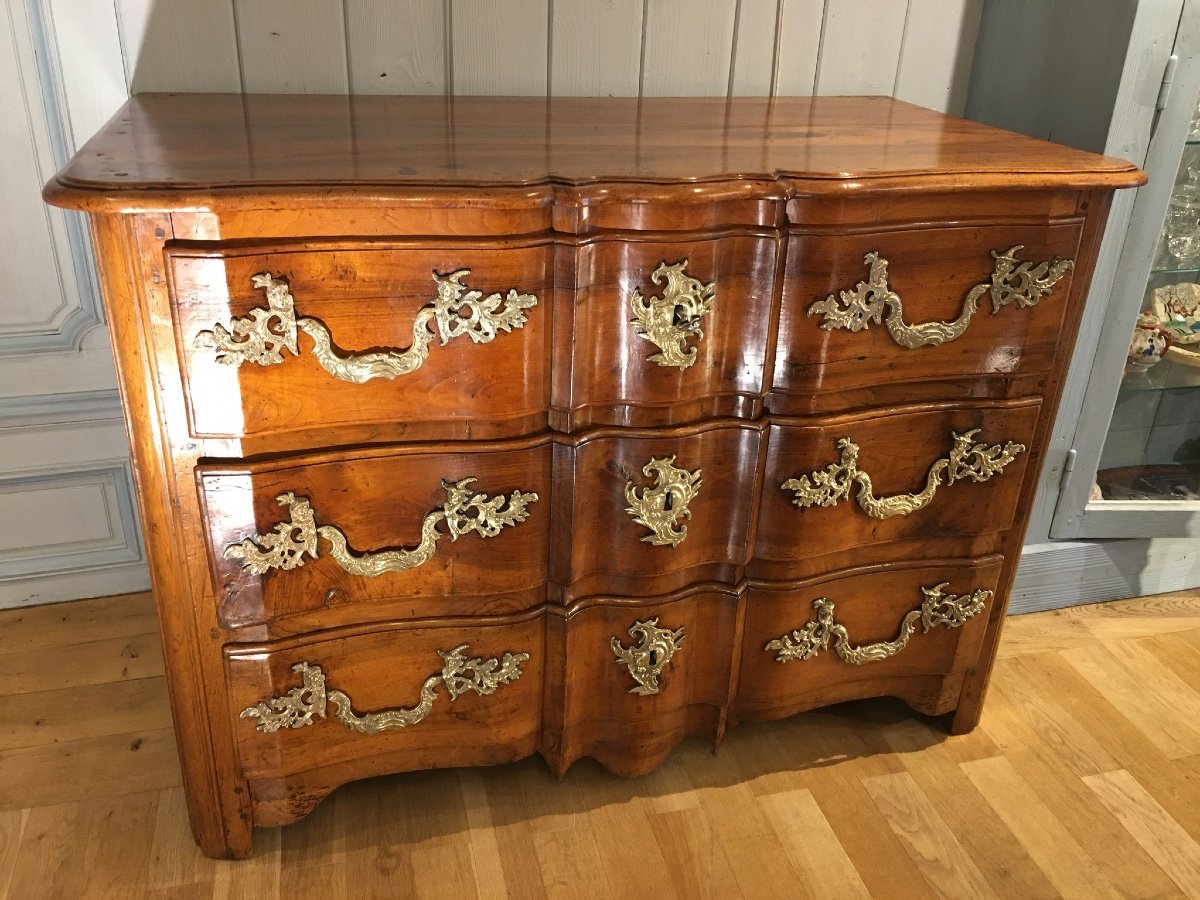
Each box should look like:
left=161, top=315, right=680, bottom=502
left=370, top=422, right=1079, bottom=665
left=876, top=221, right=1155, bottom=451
left=45, top=94, right=1143, bottom=212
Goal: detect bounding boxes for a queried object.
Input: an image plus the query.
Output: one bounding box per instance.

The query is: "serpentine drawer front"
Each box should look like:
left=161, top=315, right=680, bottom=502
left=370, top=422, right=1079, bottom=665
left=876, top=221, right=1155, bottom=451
left=171, top=241, right=552, bottom=452
left=771, top=220, right=1083, bottom=415
left=44, top=94, right=1143, bottom=857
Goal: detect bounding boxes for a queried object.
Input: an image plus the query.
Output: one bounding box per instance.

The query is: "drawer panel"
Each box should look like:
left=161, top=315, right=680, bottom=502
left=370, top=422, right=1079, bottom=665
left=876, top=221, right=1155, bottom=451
left=770, top=220, right=1083, bottom=414
left=751, top=399, right=1039, bottom=580
left=558, top=233, right=778, bottom=430
left=735, top=558, right=1002, bottom=723
left=171, top=240, right=552, bottom=452
left=199, top=437, right=551, bottom=632
left=545, top=585, right=739, bottom=777
left=227, top=612, right=543, bottom=780
left=552, top=421, right=763, bottom=598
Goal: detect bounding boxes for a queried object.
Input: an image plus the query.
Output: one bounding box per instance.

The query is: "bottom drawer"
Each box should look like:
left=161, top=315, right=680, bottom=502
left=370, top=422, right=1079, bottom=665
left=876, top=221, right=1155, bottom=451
left=545, top=586, right=739, bottom=777
left=734, top=558, right=1002, bottom=724
left=226, top=611, right=544, bottom=788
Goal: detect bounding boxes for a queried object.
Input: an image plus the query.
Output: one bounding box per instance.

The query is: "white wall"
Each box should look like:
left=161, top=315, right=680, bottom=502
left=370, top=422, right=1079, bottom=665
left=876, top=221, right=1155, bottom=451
left=105, top=0, right=984, bottom=108
left=2, top=0, right=984, bottom=608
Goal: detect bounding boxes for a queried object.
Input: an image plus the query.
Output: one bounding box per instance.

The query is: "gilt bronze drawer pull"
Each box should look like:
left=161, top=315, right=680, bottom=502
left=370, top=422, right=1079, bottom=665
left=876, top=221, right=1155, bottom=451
left=766, top=583, right=991, bottom=665
left=195, top=269, right=537, bottom=381
left=624, top=456, right=702, bottom=547
left=611, top=618, right=686, bottom=695
left=808, top=245, right=1073, bottom=349
left=224, top=477, right=538, bottom=577
left=630, top=260, right=716, bottom=370
left=781, top=429, right=1024, bottom=519
left=239, top=643, right=530, bottom=734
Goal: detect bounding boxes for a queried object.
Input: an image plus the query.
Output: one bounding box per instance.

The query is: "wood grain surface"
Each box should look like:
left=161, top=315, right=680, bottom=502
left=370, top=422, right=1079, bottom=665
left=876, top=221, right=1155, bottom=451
left=4, top=589, right=1200, bottom=899
left=44, top=95, right=1144, bottom=214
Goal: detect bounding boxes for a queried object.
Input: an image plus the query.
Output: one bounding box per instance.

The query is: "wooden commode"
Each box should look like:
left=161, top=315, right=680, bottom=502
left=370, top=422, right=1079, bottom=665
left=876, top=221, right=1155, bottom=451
left=44, top=94, right=1143, bottom=858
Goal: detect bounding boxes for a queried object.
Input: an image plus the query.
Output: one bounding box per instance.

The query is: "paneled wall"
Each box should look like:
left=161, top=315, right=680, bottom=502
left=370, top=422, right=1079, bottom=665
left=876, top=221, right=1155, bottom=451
left=0, top=0, right=148, bottom=607
left=4, top=0, right=982, bottom=609
left=93, top=0, right=985, bottom=111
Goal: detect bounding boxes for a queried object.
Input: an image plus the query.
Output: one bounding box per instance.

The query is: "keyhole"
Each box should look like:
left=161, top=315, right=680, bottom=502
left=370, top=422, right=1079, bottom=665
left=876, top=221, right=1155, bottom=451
left=649, top=649, right=659, bottom=666
left=664, top=491, right=674, bottom=511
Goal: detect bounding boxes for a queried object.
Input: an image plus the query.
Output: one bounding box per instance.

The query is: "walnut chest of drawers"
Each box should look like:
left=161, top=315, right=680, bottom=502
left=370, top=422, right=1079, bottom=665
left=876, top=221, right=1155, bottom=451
left=45, top=94, right=1143, bottom=858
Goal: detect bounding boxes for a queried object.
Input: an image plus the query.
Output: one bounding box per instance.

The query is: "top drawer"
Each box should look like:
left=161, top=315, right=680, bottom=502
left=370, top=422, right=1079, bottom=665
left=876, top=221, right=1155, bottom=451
left=170, top=239, right=552, bottom=453
left=769, top=219, right=1084, bottom=414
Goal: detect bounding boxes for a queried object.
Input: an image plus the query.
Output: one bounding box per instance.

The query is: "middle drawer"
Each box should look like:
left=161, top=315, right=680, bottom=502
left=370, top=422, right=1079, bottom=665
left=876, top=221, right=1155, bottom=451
left=199, top=437, right=552, bottom=633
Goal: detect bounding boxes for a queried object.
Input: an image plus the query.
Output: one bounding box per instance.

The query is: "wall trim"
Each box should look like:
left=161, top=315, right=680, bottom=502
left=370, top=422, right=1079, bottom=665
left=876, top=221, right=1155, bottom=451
left=0, top=388, right=122, bottom=426
left=0, top=0, right=105, bottom=356
left=0, top=461, right=144, bottom=580
left=1011, top=537, right=1200, bottom=614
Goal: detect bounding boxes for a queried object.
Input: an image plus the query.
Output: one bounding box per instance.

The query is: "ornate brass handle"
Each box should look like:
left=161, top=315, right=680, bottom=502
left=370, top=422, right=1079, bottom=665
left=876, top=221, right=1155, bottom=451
left=624, top=456, right=702, bottom=547
left=611, top=618, right=685, bottom=695
left=224, top=477, right=537, bottom=577
left=630, top=260, right=716, bottom=370
left=239, top=643, right=530, bottom=734
left=194, top=269, right=537, bottom=381
left=765, top=583, right=991, bottom=665
left=807, top=246, right=1073, bottom=349
left=781, top=429, right=1024, bottom=519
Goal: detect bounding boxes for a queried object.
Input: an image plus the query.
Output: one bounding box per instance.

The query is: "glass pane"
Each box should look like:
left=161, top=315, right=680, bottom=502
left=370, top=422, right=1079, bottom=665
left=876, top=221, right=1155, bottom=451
left=1095, top=99, right=1200, bottom=502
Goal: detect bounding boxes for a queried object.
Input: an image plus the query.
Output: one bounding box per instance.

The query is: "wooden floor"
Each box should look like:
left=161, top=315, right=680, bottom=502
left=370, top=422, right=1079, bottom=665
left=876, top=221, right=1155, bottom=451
left=3, top=592, right=1200, bottom=899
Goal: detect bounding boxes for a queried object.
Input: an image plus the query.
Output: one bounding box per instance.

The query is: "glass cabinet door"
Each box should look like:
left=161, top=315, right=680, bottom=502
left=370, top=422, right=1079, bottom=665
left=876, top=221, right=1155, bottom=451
left=1086, top=101, right=1200, bottom=532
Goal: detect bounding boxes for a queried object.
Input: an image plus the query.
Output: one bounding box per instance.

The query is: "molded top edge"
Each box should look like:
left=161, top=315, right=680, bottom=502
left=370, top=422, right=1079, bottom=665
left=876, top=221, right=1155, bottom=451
left=45, top=94, right=1145, bottom=213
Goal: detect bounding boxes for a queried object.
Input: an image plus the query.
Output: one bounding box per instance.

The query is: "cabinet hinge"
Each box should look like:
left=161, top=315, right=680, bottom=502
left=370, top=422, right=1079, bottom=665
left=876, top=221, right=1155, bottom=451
left=1158, top=54, right=1179, bottom=111
left=1059, top=447, right=1078, bottom=492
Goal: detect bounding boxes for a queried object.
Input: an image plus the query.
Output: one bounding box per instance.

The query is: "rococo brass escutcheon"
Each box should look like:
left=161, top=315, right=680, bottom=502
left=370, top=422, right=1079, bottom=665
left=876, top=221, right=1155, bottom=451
left=239, top=644, right=530, bottom=734
left=611, top=618, right=686, bottom=695
left=624, top=456, right=702, bottom=547
left=194, top=269, right=537, bottom=381
left=629, top=260, right=716, bottom=370
left=807, top=245, right=1074, bottom=349
left=766, top=583, right=991, bottom=665
left=781, top=429, right=1024, bottom=519
left=224, top=478, right=537, bottom=577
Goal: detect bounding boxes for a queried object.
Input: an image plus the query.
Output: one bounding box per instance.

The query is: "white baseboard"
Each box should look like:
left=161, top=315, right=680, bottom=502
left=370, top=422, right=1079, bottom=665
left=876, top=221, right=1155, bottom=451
left=1011, top=538, right=1200, bottom=614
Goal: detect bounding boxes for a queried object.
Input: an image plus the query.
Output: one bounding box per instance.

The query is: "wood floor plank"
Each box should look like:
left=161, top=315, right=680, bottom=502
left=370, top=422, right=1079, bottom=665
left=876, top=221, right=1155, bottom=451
left=1009, top=650, right=1200, bottom=839
left=411, top=841, right=478, bottom=900
left=570, top=759, right=684, bottom=900
left=0, top=592, right=157, bottom=651
left=0, top=676, right=171, bottom=752
left=0, top=726, right=180, bottom=811
left=532, top=825, right=611, bottom=900
left=147, top=788, right=214, bottom=892
left=646, top=807, right=742, bottom=900
left=80, top=790, right=160, bottom=900
left=5, top=801, right=90, bottom=900
left=783, top=714, right=939, bottom=900
left=0, top=809, right=26, bottom=900
left=1061, top=640, right=1200, bottom=759
left=642, top=752, right=702, bottom=815
left=477, top=769, right=549, bottom=900
left=678, top=738, right=811, bottom=898
left=987, top=660, right=1121, bottom=777
left=457, top=770, right=514, bottom=900
left=1143, top=629, right=1200, bottom=694
left=879, top=720, right=1059, bottom=900
left=1084, top=769, right=1200, bottom=898
left=994, top=606, right=1094, bottom=659
left=962, top=755, right=1124, bottom=900
left=211, top=827, right=281, bottom=900
left=758, top=787, right=872, bottom=900
left=862, top=771, right=998, bottom=900
left=1, top=631, right=164, bottom=695
left=997, top=591, right=1200, bottom=660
